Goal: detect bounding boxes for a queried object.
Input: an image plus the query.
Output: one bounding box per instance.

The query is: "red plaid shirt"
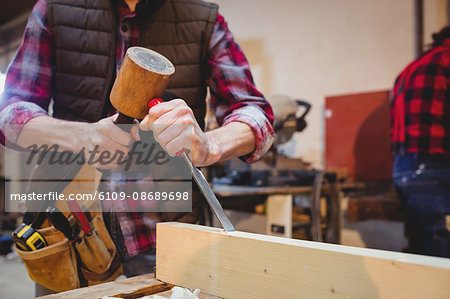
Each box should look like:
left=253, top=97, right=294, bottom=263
left=0, top=0, right=275, bottom=256
left=391, top=39, right=450, bottom=155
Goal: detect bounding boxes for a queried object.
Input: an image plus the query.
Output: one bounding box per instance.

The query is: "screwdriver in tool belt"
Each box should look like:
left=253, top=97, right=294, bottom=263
left=67, top=199, right=93, bottom=236
left=148, top=98, right=235, bottom=232
left=46, top=206, right=80, bottom=243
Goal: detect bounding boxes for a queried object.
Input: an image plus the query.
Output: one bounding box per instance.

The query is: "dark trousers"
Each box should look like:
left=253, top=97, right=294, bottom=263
left=393, top=153, right=450, bottom=258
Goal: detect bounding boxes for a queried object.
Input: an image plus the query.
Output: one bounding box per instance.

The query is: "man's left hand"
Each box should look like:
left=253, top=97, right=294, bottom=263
left=139, top=99, right=221, bottom=167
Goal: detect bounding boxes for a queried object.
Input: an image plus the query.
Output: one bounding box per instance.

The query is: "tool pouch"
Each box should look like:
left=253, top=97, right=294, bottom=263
left=15, top=226, right=80, bottom=292
left=16, top=164, right=122, bottom=292
left=15, top=214, right=122, bottom=292
left=76, top=215, right=122, bottom=286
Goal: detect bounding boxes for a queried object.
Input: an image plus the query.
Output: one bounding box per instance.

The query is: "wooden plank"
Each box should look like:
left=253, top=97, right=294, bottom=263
left=38, top=274, right=170, bottom=299
left=156, top=222, right=450, bottom=299
left=212, top=182, right=364, bottom=197
left=37, top=273, right=221, bottom=299
left=213, top=184, right=313, bottom=197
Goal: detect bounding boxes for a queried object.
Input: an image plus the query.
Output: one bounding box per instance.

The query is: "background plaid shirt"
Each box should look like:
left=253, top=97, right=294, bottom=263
left=0, top=0, right=275, bottom=256
left=391, top=39, right=450, bottom=155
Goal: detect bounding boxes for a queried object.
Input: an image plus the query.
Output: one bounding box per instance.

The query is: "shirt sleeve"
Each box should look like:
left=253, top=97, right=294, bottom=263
left=206, top=13, right=275, bottom=163
left=0, top=0, right=53, bottom=146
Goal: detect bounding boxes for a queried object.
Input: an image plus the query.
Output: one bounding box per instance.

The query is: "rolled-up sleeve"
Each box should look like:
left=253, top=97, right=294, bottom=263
left=0, top=0, right=53, bottom=145
left=206, top=13, right=275, bottom=163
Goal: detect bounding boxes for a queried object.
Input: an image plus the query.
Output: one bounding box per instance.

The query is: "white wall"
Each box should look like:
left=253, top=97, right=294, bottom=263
left=424, top=0, right=448, bottom=46
left=211, top=0, right=447, bottom=167
left=0, top=72, right=5, bottom=94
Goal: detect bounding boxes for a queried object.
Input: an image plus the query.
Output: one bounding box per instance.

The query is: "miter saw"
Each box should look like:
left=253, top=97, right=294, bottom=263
left=269, top=94, right=311, bottom=146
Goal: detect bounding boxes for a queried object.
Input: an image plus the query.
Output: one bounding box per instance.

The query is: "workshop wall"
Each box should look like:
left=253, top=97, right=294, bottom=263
left=211, top=0, right=447, bottom=167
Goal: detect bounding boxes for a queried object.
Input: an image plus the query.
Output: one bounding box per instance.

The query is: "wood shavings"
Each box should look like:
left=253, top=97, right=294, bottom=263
left=142, top=286, right=201, bottom=299
left=171, top=287, right=200, bottom=299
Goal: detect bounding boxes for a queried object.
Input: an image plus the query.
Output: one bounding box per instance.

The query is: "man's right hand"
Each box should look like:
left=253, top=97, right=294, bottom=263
left=16, top=114, right=140, bottom=170
left=76, top=114, right=140, bottom=169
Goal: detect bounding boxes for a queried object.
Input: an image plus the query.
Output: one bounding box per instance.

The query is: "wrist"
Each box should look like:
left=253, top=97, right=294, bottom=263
left=204, top=132, right=222, bottom=166
left=71, top=130, right=83, bottom=153
left=69, top=122, right=91, bottom=153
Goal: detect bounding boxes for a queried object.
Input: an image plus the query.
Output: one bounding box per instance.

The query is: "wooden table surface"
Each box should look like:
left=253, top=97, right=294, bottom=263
left=37, top=274, right=221, bottom=299
left=212, top=181, right=365, bottom=197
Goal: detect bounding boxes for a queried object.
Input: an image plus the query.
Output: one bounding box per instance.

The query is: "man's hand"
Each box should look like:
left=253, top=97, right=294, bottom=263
left=139, top=99, right=221, bottom=167
left=16, top=114, right=140, bottom=170
left=77, top=114, right=140, bottom=169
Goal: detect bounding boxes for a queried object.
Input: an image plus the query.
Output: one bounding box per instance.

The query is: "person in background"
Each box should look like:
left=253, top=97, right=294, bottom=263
left=391, top=26, right=450, bottom=258
left=0, top=0, right=275, bottom=294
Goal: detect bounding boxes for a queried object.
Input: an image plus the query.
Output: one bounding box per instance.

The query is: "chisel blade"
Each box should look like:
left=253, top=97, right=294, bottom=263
left=181, top=152, right=235, bottom=232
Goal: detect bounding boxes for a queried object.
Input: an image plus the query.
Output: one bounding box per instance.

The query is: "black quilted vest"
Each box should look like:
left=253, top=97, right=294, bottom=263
left=46, top=0, right=218, bottom=129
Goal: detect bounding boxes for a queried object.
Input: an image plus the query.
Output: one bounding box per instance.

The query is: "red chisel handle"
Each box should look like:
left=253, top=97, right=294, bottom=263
left=148, top=98, right=163, bottom=109
left=67, top=200, right=92, bottom=236
left=148, top=98, right=189, bottom=158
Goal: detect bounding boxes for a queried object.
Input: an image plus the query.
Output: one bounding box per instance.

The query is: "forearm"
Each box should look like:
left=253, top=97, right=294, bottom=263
left=204, top=121, right=256, bottom=166
left=15, top=114, right=138, bottom=170
left=16, top=115, right=83, bottom=151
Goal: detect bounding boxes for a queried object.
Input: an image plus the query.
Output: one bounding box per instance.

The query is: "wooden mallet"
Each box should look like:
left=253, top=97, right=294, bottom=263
left=110, top=46, right=175, bottom=125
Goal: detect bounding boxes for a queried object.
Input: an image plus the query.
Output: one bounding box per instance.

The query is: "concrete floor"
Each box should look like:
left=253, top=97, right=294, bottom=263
left=0, top=251, right=35, bottom=299
left=343, top=219, right=407, bottom=252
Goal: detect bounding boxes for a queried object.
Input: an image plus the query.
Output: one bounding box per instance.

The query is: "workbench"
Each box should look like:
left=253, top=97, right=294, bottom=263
left=38, top=274, right=220, bottom=299
left=212, top=179, right=349, bottom=243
